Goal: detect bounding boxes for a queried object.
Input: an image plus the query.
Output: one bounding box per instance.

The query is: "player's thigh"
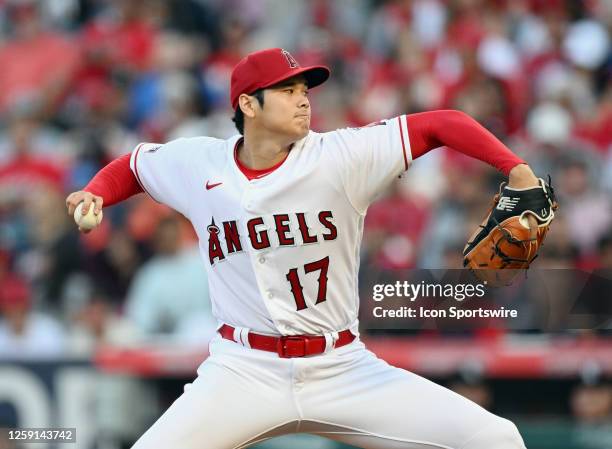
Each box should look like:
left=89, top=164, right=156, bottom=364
left=299, top=346, right=525, bottom=449
left=131, top=354, right=296, bottom=449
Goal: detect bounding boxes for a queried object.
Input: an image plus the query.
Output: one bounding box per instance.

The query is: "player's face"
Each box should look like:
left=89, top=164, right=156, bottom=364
left=257, top=77, right=311, bottom=141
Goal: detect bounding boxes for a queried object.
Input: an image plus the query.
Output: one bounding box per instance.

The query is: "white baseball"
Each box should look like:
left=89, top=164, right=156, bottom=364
left=74, top=202, right=103, bottom=230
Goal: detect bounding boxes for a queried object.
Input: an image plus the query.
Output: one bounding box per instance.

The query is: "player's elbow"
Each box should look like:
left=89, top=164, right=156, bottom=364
left=428, top=109, right=479, bottom=135
left=440, top=109, right=473, bottom=125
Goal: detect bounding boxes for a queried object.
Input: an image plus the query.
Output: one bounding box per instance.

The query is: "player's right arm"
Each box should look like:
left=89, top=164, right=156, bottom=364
left=67, top=138, right=206, bottom=231
left=65, top=153, right=143, bottom=232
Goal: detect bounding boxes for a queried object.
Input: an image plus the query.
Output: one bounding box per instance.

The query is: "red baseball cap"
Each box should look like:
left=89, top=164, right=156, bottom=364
left=230, top=48, right=330, bottom=110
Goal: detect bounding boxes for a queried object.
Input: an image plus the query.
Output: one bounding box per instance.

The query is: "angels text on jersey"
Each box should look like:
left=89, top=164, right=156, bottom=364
left=207, top=211, right=338, bottom=266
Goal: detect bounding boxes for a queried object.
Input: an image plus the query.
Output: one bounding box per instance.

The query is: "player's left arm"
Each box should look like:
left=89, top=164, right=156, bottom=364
left=406, top=110, right=539, bottom=188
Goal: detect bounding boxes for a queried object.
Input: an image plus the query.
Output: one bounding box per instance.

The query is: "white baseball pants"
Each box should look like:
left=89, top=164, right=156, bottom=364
left=132, top=335, right=526, bottom=449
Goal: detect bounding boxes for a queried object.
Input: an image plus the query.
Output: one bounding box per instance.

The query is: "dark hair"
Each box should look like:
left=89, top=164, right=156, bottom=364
left=232, top=89, right=265, bottom=135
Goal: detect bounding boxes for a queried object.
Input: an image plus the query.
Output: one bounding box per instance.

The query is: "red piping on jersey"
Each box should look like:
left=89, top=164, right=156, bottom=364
left=132, top=143, right=160, bottom=202
left=132, top=143, right=145, bottom=190
left=234, top=137, right=290, bottom=181
left=397, top=115, right=409, bottom=171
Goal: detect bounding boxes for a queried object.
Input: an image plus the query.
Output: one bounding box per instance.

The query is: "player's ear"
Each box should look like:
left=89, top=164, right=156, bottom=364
left=238, top=94, right=257, bottom=118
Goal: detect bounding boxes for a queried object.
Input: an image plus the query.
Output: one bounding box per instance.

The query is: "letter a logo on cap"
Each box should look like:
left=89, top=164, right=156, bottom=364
left=281, top=49, right=299, bottom=68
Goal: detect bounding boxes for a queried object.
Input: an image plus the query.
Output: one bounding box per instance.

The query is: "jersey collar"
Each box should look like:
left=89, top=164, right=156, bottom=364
left=231, top=133, right=310, bottom=184
left=233, top=137, right=290, bottom=180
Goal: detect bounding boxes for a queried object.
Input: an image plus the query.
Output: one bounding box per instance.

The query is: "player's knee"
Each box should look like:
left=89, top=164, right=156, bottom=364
left=465, top=417, right=525, bottom=449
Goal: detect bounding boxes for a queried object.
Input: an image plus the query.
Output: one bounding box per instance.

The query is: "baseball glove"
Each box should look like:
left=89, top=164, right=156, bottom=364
left=463, top=177, right=558, bottom=286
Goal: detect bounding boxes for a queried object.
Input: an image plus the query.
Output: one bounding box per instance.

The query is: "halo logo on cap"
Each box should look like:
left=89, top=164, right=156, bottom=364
left=281, top=49, right=299, bottom=69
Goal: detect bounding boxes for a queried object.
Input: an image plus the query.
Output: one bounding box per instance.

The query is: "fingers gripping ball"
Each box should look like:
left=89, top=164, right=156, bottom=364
left=74, top=202, right=103, bottom=230
left=463, top=177, right=558, bottom=286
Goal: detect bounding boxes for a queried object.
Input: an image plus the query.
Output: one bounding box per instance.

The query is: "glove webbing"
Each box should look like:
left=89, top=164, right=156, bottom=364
left=490, top=216, right=539, bottom=268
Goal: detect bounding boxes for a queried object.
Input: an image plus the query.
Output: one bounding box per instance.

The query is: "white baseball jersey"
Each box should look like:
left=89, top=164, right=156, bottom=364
left=129, top=116, right=526, bottom=449
left=130, top=116, right=412, bottom=336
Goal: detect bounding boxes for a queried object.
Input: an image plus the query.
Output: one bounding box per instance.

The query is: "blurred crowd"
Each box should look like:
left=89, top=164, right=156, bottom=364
left=0, top=0, right=611, bottom=359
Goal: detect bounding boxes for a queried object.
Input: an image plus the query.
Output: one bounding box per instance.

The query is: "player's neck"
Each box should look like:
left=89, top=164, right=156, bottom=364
left=239, top=133, right=293, bottom=170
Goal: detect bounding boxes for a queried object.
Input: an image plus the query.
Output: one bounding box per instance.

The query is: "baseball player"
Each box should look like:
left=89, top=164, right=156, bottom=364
left=66, top=48, right=540, bottom=448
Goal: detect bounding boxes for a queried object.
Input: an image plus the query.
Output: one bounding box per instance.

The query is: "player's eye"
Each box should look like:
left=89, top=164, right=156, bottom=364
left=284, top=88, right=294, bottom=94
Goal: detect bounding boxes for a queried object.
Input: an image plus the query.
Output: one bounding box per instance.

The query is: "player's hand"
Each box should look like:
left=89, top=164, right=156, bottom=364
left=65, top=190, right=104, bottom=233
left=508, top=164, right=539, bottom=189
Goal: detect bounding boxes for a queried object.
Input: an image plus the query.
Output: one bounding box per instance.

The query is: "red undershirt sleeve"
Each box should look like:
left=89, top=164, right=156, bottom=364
left=84, top=153, right=143, bottom=206
left=406, top=110, right=525, bottom=176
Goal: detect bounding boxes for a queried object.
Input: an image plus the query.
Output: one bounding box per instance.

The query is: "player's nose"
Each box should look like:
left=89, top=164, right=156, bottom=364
left=297, top=95, right=309, bottom=109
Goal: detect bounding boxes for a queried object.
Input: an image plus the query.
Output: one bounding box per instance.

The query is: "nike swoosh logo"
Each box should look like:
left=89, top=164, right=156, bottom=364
left=206, top=181, right=223, bottom=190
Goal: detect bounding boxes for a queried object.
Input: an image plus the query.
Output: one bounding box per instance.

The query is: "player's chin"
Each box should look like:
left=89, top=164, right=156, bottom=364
left=280, top=120, right=309, bottom=142
left=293, top=120, right=310, bottom=137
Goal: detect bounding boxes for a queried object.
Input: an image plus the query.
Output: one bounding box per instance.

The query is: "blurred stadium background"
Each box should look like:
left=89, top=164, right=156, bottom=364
left=0, top=0, right=610, bottom=448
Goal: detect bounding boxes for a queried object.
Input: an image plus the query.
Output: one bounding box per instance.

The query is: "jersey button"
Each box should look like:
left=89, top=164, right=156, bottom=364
left=267, top=292, right=273, bottom=299
left=259, top=257, right=265, bottom=264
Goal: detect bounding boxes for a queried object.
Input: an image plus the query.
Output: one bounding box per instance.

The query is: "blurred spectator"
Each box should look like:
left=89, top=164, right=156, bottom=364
left=0, top=0, right=80, bottom=118
left=556, top=158, right=612, bottom=257
left=22, top=190, right=84, bottom=306
left=0, top=114, right=67, bottom=206
left=526, top=101, right=573, bottom=147
left=87, top=229, right=145, bottom=302
left=124, top=214, right=214, bottom=338
left=200, top=14, right=250, bottom=113
left=571, top=365, right=612, bottom=448
left=536, top=215, right=580, bottom=269
left=79, top=0, right=157, bottom=77
left=128, top=31, right=211, bottom=139
left=0, top=108, right=76, bottom=168
left=153, top=0, right=222, bottom=46
left=0, top=274, right=66, bottom=359
left=364, top=180, right=432, bottom=269
left=67, top=290, right=142, bottom=356
left=418, top=163, right=492, bottom=268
